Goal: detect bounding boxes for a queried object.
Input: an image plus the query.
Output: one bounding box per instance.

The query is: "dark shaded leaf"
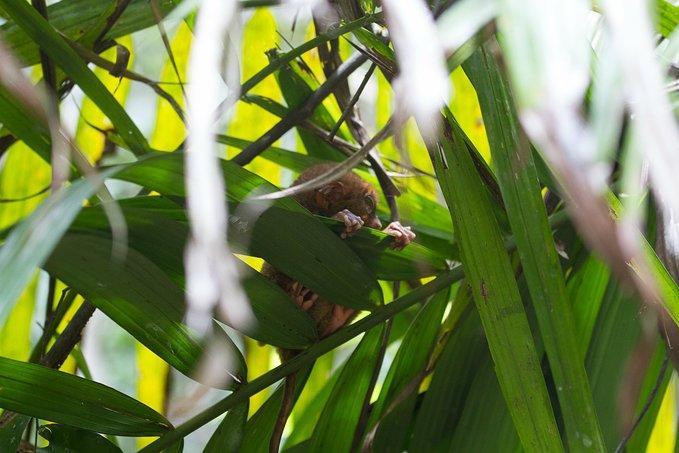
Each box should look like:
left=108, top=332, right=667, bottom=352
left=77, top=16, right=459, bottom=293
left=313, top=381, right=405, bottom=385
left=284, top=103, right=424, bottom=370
left=369, top=288, right=450, bottom=451
left=44, top=233, right=205, bottom=380
left=205, top=401, right=249, bottom=453
left=409, top=309, right=486, bottom=452
left=240, top=366, right=312, bottom=453
left=0, top=414, right=30, bottom=452
left=308, top=325, right=386, bottom=452
left=0, top=357, right=171, bottom=436
left=72, top=201, right=319, bottom=349
left=112, top=154, right=384, bottom=310
left=38, top=424, right=122, bottom=453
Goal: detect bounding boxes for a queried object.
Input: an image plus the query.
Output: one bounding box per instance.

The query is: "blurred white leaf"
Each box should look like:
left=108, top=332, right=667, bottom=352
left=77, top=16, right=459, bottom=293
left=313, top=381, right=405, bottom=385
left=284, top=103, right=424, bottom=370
left=185, top=0, right=252, bottom=337
left=498, top=0, right=591, bottom=115
left=382, top=0, right=450, bottom=142
left=590, top=35, right=625, bottom=168
left=437, top=0, right=497, bottom=52
left=600, top=0, right=679, bottom=261
left=495, top=0, right=660, bottom=301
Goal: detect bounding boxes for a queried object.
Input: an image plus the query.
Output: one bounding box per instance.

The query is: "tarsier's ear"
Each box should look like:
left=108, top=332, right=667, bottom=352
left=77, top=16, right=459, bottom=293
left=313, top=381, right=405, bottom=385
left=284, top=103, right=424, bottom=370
left=314, top=181, right=344, bottom=209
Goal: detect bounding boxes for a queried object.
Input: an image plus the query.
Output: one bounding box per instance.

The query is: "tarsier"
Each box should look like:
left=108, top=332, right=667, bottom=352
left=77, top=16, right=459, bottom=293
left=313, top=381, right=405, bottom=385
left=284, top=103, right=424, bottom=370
left=264, top=164, right=416, bottom=452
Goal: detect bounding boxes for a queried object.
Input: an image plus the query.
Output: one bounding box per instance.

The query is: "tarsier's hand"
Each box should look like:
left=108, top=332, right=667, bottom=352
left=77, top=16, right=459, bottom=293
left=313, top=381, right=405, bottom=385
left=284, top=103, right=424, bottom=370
left=383, top=221, right=416, bottom=250
left=333, top=209, right=364, bottom=239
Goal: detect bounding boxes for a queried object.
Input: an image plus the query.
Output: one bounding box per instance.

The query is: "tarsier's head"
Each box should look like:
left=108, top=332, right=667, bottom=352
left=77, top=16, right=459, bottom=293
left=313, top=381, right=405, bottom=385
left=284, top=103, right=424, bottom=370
left=294, top=165, right=382, bottom=229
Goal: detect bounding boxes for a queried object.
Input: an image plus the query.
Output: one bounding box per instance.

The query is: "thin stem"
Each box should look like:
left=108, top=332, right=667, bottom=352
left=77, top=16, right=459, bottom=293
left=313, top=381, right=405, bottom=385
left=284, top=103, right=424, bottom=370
left=44, top=276, right=56, bottom=327
left=243, top=94, right=401, bottom=198
left=232, top=53, right=369, bottom=165
left=252, top=119, right=394, bottom=201
left=93, top=0, right=133, bottom=48
left=0, top=185, right=50, bottom=203
left=312, top=25, right=400, bottom=220
left=139, top=268, right=462, bottom=453
left=614, top=355, right=670, bottom=453
left=328, top=63, right=376, bottom=141
left=150, top=0, right=185, bottom=98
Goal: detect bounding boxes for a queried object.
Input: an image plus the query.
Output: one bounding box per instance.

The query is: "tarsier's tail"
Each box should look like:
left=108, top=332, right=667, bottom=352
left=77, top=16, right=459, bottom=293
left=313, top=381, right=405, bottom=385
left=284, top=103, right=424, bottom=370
left=269, top=371, right=297, bottom=453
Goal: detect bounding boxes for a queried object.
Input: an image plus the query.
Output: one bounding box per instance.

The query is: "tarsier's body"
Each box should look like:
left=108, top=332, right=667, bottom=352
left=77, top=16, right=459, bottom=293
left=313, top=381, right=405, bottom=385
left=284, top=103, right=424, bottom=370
left=264, top=164, right=415, bottom=338
left=265, top=164, right=415, bottom=452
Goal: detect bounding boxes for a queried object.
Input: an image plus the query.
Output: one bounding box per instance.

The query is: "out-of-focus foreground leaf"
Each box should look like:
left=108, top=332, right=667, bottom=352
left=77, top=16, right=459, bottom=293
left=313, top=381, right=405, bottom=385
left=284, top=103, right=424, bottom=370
left=0, top=172, right=108, bottom=324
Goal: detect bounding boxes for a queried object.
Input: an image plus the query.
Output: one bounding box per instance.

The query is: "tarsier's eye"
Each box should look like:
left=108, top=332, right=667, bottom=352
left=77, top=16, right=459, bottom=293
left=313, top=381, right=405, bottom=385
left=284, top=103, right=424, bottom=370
left=364, top=195, right=376, bottom=212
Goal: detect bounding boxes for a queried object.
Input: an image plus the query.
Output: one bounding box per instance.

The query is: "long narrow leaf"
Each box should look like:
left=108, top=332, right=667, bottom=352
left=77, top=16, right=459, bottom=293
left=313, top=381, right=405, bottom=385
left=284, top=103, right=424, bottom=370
left=205, top=401, right=249, bottom=453
left=71, top=200, right=319, bottom=349
left=0, top=356, right=171, bottom=436
left=464, top=46, right=604, bottom=451
left=43, top=233, right=245, bottom=384
left=240, top=366, right=312, bottom=453
left=410, top=308, right=486, bottom=451
left=428, top=110, right=563, bottom=451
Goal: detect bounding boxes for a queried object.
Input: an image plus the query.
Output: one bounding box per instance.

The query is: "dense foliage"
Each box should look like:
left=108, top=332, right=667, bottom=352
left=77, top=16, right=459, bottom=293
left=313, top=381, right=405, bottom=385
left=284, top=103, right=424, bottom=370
left=0, top=0, right=677, bottom=451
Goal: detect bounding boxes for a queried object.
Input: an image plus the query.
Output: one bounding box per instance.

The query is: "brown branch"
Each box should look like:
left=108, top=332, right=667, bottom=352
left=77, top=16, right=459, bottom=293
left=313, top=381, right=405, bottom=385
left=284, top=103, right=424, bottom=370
left=270, top=369, right=297, bottom=453
left=39, top=301, right=96, bottom=369
left=44, top=276, right=57, bottom=329
left=240, top=93, right=404, bottom=198
left=312, top=23, right=401, bottom=221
